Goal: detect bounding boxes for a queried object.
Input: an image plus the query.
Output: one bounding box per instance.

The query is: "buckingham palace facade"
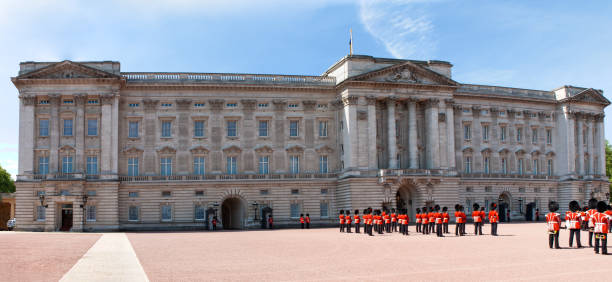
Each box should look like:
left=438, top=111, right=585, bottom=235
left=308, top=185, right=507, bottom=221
left=11, top=55, right=610, bottom=231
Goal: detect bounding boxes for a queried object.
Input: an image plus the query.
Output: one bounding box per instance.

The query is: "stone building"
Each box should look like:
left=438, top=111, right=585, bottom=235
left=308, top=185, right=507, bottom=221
left=11, top=55, right=609, bottom=231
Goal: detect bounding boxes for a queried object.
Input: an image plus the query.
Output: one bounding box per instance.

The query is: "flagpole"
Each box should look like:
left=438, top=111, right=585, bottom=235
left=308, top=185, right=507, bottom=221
left=349, top=28, right=353, bottom=55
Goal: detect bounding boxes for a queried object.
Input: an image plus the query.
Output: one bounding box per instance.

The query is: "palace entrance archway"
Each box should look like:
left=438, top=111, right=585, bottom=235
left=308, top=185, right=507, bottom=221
left=221, top=197, right=246, bottom=230
left=396, top=183, right=418, bottom=221
left=498, top=192, right=511, bottom=222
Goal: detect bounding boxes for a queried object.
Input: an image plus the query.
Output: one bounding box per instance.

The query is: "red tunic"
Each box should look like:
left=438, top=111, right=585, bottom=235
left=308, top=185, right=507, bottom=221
left=339, top=214, right=345, bottom=224
left=488, top=210, right=499, bottom=223
left=354, top=215, right=360, bottom=224
left=443, top=212, right=450, bottom=223
left=545, top=212, right=561, bottom=232
left=565, top=211, right=581, bottom=229
left=592, top=212, right=609, bottom=233
left=472, top=211, right=482, bottom=223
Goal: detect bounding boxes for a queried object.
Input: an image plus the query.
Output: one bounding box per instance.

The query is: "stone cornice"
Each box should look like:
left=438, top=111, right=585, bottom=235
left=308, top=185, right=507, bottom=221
left=101, top=94, right=114, bottom=105
left=302, top=100, right=317, bottom=111
left=20, top=95, right=37, bottom=106
left=337, top=80, right=457, bottom=93
left=121, top=83, right=335, bottom=94
left=342, top=96, right=359, bottom=107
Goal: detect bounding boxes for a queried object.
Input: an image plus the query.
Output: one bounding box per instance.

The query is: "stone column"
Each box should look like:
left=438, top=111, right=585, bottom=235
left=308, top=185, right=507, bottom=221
left=49, top=95, right=60, bottom=174
left=425, top=98, right=440, bottom=169
left=342, top=95, right=359, bottom=170
left=597, top=114, right=606, bottom=175
left=271, top=99, right=286, bottom=173
left=408, top=98, right=418, bottom=169
left=565, top=111, right=576, bottom=175
left=176, top=99, right=193, bottom=174
left=586, top=115, right=594, bottom=176
left=74, top=95, right=86, bottom=173
left=445, top=99, right=456, bottom=169
left=111, top=94, right=119, bottom=176
left=386, top=97, right=398, bottom=169
left=576, top=113, right=584, bottom=175
left=100, top=94, right=113, bottom=177
left=18, top=95, right=36, bottom=175
left=143, top=99, right=160, bottom=175
left=366, top=96, right=378, bottom=170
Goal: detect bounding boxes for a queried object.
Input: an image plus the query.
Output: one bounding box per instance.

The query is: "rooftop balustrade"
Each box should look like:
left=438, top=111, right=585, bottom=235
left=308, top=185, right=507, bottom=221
left=121, top=72, right=336, bottom=86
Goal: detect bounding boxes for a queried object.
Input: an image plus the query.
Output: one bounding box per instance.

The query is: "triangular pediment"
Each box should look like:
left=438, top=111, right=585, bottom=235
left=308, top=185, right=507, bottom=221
left=562, top=88, right=610, bottom=106
left=17, top=60, right=119, bottom=79
left=348, top=61, right=458, bottom=86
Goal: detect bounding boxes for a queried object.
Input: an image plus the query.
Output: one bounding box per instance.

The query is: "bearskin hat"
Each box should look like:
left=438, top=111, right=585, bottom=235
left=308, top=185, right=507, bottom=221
left=473, top=203, right=480, bottom=210
left=339, top=209, right=344, bottom=214
left=454, top=204, right=460, bottom=211
left=345, top=210, right=350, bottom=215
left=490, top=202, right=497, bottom=210
left=442, top=206, right=448, bottom=212
left=434, top=205, right=440, bottom=211
left=548, top=201, right=559, bottom=212
left=416, top=208, right=421, bottom=213
left=597, top=201, right=607, bottom=213
left=588, top=198, right=598, bottom=209
left=569, top=201, right=580, bottom=212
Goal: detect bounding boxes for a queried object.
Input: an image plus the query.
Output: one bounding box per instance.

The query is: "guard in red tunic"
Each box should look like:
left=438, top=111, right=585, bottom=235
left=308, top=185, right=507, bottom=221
left=339, top=209, right=345, bottom=233
left=460, top=205, right=467, bottom=235
left=592, top=201, right=609, bottom=255
left=305, top=214, right=311, bottom=229
left=345, top=210, right=352, bottom=233
left=212, top=216, right=218, bottom=230
left=366, top=208, right=374, bottom=236
left=428, top=207, right=436, bottom=234
left=565, top=201, right=582, bottom=248
left=545, top=201, right=561, bottom=249
left=472, top=203, right=482, bottom=235
left=384, top=209, right=391, bottom=233
left=391, top=208, right=398, bottom=232
left=442, top=206, right=450, bottom=234
left=605, top=205, right=612, bottom=233
left=586, top=198, right=598, bottom=247
left=300, top=214, right=305, bottom=229
left=434, top=205, right=443, bottom=237
left=488, top=203, right=499, bottom=236
left=268, top=215, right=273, bottom=229
left=580, top=206, right=588, bottom=231
left=377, top=210, right=384, bottom=234
left=421, top=207, right=429, bottom=235
left=454, top=204, right=462, bottom=236
left=415, top=208, right=422, bottom=233
left=354, top=210, right=361, bottom=234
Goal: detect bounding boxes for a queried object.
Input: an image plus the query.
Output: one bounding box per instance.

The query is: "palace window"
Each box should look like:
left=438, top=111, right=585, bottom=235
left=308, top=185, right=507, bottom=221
left=161, top=205, right=172, bottom=221
left=258, top=120, right=268, bottom=137
left=162, top=191, right=171, bottom=197
left=482, top=125, right=489, bottom=141
left=194, top=121, right=205, bottom=137
left=227, top=156, right=237, bottom=174
left=290, top=203, right=300, bottom=218
left=321, top=188, right=328, bottom=194
left=484, top=157, right=490, bottom=174
left=63, top=119, right=73, bottom=136
left=63, top=100, right=74, bottom=104
left=39, top=100, right=49, bottom=105
left=194, top=205, right=205, bottom=221
left=128, top=157, right=139, bottom=176
left=518, top=158, right=524, bottom=175
left=160, top=157, right=172, bottom=176
left=319, top=155, right=328, bottom=173
left=86, top=156, right=98, bottom=175
left=87, top=190, right=96, bottom=196
left=319, top=120, right=328, bottom=137
left=320, top=202, right=329, bottom=218
left=288, top=103, right=299, bottom=108
left=290, top=156, right=300, bottom=174
left=62, top=156, right=73, bottom=173
left=226, top=103, right=237, bottom=108
left=86, top=206, right=96, bottom=221
left=38, top=157, right=49, bottom=175
left=193, top=157, right=205, bottom=175
left=532, top=128, right=538, bottom=143
left=87, top=119, right=98, bottom=136
left=128, top=103, right=139, bottom=108
left=39, top=119, right=49, bottom=137
left=258, top=103, right=268, bottom=108
left=516, top=128, right=522, bottom=142
left=128, top=206, right=139, bottom=221
left=260, top=189, right=269, bottom=195
left=291, top=189, right=299, bottom=195
left=36, top=206, right=46, bottom=221
left=533, top=159, right=539, bottom=175
left=128, top=121, right=139, bottom=138
left=500, top=126, right=506, bottom=141
left=161, top=103, right=172, bottom=107
left=194, top=103, right=205, bottom=107
left=128, top=192, right=139, bottom=198
left=289, top=120, right=299, bottom=137
left=227, top=120, right=237, bottom=137
left=161, top=121, right=172, bottom=137
left=88, top=99, right=99, bottom=104
left=464, top=157, right=472, bottom=173
left=463, top=124, right=471, bottom=140
left=501, top=158, right=508, bottom=174
left=258, top=156, right=269, bottom=174
left=195, top=190, right=204, bottom=196
left=546, top=129, right=552, bottom=145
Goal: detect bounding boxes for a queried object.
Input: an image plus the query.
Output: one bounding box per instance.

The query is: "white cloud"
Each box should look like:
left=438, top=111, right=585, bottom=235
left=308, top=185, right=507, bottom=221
left=359, top=0, right=439, bottom=59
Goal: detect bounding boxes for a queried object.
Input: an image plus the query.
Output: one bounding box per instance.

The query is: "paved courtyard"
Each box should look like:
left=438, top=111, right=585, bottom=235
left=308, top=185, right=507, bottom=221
left=1, top=223, right=610, bottom=281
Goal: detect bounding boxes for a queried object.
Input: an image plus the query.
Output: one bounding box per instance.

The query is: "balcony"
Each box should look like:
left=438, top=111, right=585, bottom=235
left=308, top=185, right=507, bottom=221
left=121, top=72, right=336, bottom=86
left=17, top=173, right=114, bottom=181
left=118, top=173, right=338, bottom=182
left=378, top=169, right=449, bottom=177
left=459, top=173, right=559, bottom=180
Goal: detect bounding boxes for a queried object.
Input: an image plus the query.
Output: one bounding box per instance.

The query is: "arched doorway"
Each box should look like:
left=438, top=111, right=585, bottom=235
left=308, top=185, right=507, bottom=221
left=498, top=192, right=511, bottom=222
left=221, top=197, right=246, bottom=230
left=396, top=184, right=417, bottom=221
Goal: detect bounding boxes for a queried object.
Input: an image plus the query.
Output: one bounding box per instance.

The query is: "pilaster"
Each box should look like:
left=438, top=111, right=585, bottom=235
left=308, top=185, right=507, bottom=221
left=342, top=95, right=359, bottom=170
left=445, top=99, right=456, bottom=169
left=366, top=96, right=378, bottom=169
left=424, top=98, right=440, bottom=169
left=407, top=98, right=418, bottom=169
left=18, top=95, right=36, bottom=175
left=386, top=96, right=398, bottom=169
left=576, top=112, right=584, bottom=175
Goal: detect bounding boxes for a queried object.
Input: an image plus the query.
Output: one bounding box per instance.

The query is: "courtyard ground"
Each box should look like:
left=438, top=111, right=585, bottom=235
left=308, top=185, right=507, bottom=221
left=1, top=223, right=610, bottom=281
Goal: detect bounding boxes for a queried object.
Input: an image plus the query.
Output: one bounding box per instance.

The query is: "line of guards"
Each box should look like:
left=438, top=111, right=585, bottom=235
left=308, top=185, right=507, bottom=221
left=337, top=202, right=500, bottom=237
left=546, top=199, right=612, bottom=255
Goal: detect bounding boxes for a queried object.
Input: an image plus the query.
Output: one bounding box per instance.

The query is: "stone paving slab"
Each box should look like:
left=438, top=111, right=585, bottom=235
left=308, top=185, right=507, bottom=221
left=60, top=233, right=149, bottom=282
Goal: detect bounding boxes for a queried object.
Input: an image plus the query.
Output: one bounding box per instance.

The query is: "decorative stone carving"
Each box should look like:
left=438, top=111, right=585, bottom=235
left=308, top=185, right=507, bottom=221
left=315, top=145, right=334, bottom=154
left=365, top=96, right=377, bottom=105
left=342, top=96, right=359, bottom=107
left=357, top=110, right=368, bottom=120
left=438, top=112, right=446, bottom=122
left=254, top=145, right=273, bottom=154
left=208, top=99, right=225, bottom=111
left=302, top=100, right=317, bottom=111
left=176, top=99, right=192, bottom=110
left=330, top=99, right=343, bottom=110
left=20, top=95, right=37, bottom=106
left=522, top=110, right=531, bottom=119
left=157, top=146, right=176, bottom=154
left=101, top=94, right=114, bottom=105
left=272, top=99, right=287, bottom=111
left=48, top=94, right=61, bottom=105
left=189, top=145, right=210, bottom=155
left=424, top=98, right=439, bottom=107
left=74, top=94, right=87, bottom=105
left=122, top=146, right=144, bottom=154
left=59, top=145, right=76, bottom=153
left=240, top=99, right=257, bottom=111
left=286, top=145, right=304, bottom=153
left=143, top=99, right=159, bottom=110
left=385, top=67, right=419, bottom=83
left=222, top=145, right=242, bottom=154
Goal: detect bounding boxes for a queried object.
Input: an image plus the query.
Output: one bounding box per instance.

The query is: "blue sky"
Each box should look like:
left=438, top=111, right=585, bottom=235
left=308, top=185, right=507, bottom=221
left=1, top=0, right=611, bottom=178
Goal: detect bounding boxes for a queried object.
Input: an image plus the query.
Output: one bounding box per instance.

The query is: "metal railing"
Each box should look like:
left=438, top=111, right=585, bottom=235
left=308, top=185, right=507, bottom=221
left=118, top=173, right=338, bottom=182
left=459, top=173, right=559, bottom=180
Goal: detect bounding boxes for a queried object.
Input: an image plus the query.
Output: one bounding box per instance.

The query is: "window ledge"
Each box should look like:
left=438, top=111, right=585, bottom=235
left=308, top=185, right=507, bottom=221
left=193, top=136, right=208, bottom=139
left=127, top=137, right=141, bottom=140
left=227, top=136, right=239, bottom=140
left=160, top=137, right=173, bottom=140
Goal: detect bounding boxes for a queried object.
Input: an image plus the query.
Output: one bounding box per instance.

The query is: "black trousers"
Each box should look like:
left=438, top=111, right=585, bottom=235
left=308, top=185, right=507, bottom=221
left=569, top=229, right=581, bottom=247
left=301, top=223, right=304, bottom=229
left=490, top=222, right=498, bottom=236
left=455, top=223, right=460, bottom=236
left=392, top=222, right=397, bottom=232
left=306, top=222, right=310, bottom=229
left=346, top=223, right=352, bottom=233
left=423, top=223, right=429, bottom=234
left=355, top=223, right=360, bottom=233
left=474, top=222, right=480, bottom=235
left=429, top=222, right=435, bottom=233
left=479, top=222, right=484, bottom=235
left=548, top=231, right=560, bottom=249
left=436, top=223, right=443, bottom=237
left=340, top=223, right=344, bottom=232
left=403, top=224, right=409, bottom=235
left=594, top=233, right=608, bottom=254
left=589, top=230, right=594, bottom=247
left=443, top=222, right=449, bottom=233
left=378, top=224, right=383, bottom=234
left=416, top=222, right=421, bottom=232
left=461, top=223, right=466, bottom=235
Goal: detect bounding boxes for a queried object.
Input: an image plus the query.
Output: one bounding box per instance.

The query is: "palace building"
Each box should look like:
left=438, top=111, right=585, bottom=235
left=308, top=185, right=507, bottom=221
left=12, top=55, right=609, bottom=231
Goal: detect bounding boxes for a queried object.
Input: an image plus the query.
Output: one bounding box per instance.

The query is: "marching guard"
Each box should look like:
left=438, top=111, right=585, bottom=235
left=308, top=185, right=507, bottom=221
left=435, top=205, right=444, bottom=237
left=345, top=210, right=352, bottom=233
left=377, top=210, right=384, bottom=234
left=592, top=201, right=609, bottom=255
left=428, top=207, right=436, bottom=234
left=300, top=214, right=305, bottom=229
left=586, top=198, right=598, bottom=247
left=545, top=201, right=561, bottom=249
left=460, top=205, right=467, bottom=235
left=415, top=208, right=422, bottom=233
left=354, top=210, right=361, bottom=233
left=339, top=209, right=345, bottom=233
left=472, top=203, right=482, bottom=235
left=391, top=209, right=398, bottom=232
left=306, top=214, right=311, bottom=229
left=442, top=207, right=450, bottom=234
left=384, top=209, right=391, bottom=233
left=422, top=207, right=430, bottom=234
left=488, top=203, right=499, bottom=236
left=566, top=201, right=582, bottom=248
left=581, top=206, right=588, bottom=231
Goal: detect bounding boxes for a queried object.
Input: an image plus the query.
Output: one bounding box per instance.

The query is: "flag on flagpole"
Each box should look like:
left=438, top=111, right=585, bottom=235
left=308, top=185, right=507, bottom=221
left=349, top=28, right=353, bottom=55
